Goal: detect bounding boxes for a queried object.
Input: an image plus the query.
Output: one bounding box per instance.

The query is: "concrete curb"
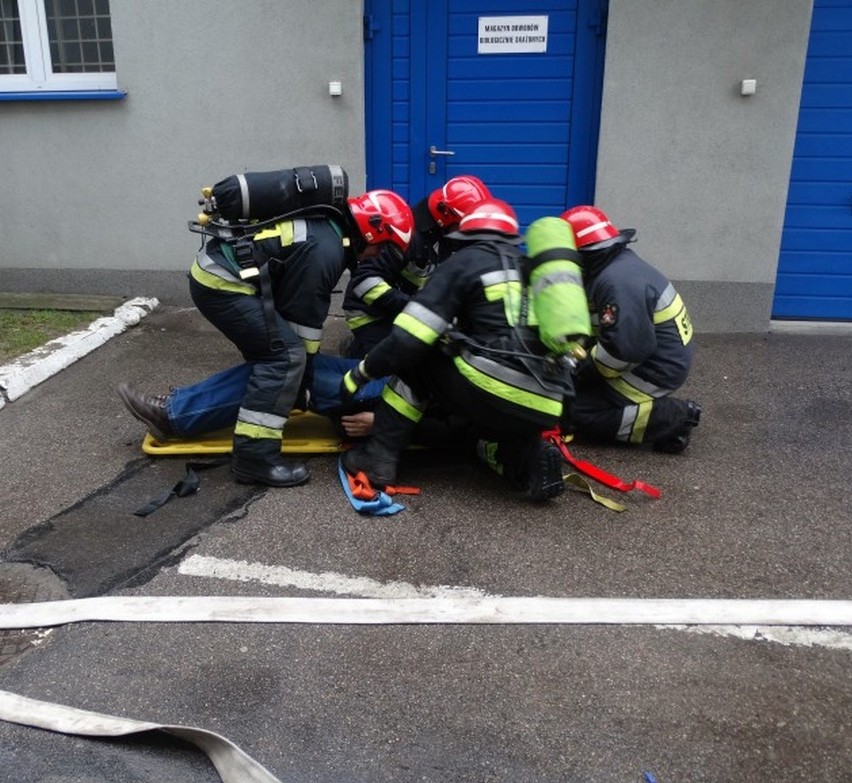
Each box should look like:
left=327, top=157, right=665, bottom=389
left=0, top=297, right=159, bottom=409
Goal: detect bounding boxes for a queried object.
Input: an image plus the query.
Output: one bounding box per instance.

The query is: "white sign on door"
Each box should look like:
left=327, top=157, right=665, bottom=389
left=477, top=15, right=549, bottom=54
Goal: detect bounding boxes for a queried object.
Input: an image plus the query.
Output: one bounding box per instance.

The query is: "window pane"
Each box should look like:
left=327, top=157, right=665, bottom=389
left=60, top=18, right=79, bottom=40
left=45, top=0, right=114, bottom=74
left=81, top=40, right=98, bottom=63
left=99, top=38, right=112, bottom=67
left=0, top=0, right=25, bottom=75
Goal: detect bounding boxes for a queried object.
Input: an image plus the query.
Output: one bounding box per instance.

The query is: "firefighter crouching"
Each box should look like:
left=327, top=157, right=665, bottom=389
left=339, top=199, right=591, bottom=502
left=342, top=175, right=492, bottom=359
left=561, top=205, right=701, bottom=453
left=119, top=183, right=415, bottom=488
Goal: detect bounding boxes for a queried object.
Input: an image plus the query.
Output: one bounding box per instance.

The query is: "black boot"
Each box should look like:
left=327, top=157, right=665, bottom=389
left=117, top=383, right=174, bottom=441
left=231, top=452, right=310, bottom=487
left=231, top=431, right=309, bottom=487
left=519, top=438, right=565, bottom=502
left=340, top=400, right=418, bottom=488
left=653, top=400, right=702, bottom=454
left=341, top=440, right=399, bottom=488
left=479, top=436, right=565, bottom=502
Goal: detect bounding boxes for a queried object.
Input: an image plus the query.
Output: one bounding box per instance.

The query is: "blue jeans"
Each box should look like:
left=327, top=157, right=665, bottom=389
left=166, top=354, right=387, bottom=438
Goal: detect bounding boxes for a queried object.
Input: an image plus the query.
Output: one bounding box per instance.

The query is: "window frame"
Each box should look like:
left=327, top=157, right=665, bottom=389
left=0, top=0, right=118, bottom=94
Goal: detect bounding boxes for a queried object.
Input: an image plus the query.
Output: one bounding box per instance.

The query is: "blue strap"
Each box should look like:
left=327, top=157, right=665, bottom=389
left=337, top=458, right=405, bottom=516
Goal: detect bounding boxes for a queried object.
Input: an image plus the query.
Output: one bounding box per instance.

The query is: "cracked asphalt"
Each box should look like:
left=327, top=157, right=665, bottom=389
left=0, top=302, right=849, bottom=782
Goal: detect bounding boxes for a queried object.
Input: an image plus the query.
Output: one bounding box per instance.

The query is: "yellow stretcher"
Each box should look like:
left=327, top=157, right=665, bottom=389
left=141, top=410, right=346, bottom=456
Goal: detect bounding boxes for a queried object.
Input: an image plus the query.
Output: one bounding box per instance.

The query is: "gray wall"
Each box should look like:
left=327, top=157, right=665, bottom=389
left=0, top=0, right=365, bottom=303
left=2, top=1, right=818, bottom=331
left=595, top=0, right=813, bottom=331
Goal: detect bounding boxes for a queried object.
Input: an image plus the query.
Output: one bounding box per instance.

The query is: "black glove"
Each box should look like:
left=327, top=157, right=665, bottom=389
left=339, top=360, right=371, bottom=404
left=572, top=354, right=596, bottom=387
left=293, top=354, right=315, bottom=411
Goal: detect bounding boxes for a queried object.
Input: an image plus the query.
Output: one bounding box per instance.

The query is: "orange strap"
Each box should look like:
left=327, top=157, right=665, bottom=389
left=346, top=471, right=421, bottom=500
left=541, top=428, right=662, bottom=499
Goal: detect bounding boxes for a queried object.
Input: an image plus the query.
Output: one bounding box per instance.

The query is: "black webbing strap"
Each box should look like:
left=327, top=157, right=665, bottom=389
left=231, top=237, right=257, bottom=275
left=528, top=246, right=582, bottom=265
left=258, top=261, right=286, bottom=352
left=133, top=458, right=231, bottom=517
left=229, top=236, right=284, bottom=353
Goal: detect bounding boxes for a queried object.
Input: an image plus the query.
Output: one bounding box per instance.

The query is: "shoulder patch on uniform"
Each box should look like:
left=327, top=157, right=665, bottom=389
left=599, top=303, right=618, bottom=327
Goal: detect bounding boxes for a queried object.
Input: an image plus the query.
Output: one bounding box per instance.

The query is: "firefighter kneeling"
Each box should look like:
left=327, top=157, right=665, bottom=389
left=340, top=199, right=591, bottom=502
left=561, top=206, right=701, bottom=453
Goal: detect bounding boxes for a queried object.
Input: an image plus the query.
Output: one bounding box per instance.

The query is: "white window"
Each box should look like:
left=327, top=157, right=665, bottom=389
left=0, top=0, right=117, bottom=94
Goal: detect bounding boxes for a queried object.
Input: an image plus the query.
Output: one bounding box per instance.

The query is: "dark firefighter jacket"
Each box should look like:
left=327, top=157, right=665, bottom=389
left=190, top=217, right=353, bottom=354
left=582, top=246, right=694, bottom=401
left=342, top=197, right=452, bottom=333
left=361, top=238, right=567, bottom=424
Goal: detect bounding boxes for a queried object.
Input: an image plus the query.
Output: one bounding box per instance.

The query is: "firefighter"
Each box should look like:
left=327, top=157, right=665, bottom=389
left=560, top=205, right=701, bottom=453
left=341, top=175, right=491, bottom=358
left=118, top=189, right=415, bottom=487
left=339, top=198, right=572, bottom=502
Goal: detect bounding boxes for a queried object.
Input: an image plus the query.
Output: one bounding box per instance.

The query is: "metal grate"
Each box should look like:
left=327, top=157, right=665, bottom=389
left=0, top=0, right=25, bottom=75
left=45, top=0, right=114, bottom=73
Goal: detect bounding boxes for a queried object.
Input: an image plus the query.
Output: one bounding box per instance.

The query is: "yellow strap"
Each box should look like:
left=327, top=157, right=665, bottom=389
left=564, top=473, right=627, bottom=512
left=253, top=220, right=295, bottom=245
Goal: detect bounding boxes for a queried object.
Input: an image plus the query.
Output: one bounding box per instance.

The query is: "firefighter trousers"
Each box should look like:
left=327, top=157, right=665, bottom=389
left=189, top=277, right=306, bottom=463
left=568, top=374, right=692, bottom=446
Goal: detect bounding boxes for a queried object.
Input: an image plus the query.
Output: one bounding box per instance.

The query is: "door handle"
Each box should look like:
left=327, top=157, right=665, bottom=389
left=429, top=145, right=456, bottom=157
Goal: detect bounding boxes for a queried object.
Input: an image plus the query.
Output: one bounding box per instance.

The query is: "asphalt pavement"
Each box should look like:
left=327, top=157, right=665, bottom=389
left=0, top=302, right=850, bottom=782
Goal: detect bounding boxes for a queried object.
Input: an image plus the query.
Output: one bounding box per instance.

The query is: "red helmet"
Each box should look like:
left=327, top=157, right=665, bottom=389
left=454, top=198, right=520, bottom=237
left=348, top=189, right=414, bottom=251
left=427, top=175, right=492, bottom=228
left=560, top=205, right=621, bottom=248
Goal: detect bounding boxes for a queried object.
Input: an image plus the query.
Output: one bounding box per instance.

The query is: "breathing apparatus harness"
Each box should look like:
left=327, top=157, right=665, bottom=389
left=442, top=238, right=584, bottom=398
left=187, top=166, right=355, bottom=352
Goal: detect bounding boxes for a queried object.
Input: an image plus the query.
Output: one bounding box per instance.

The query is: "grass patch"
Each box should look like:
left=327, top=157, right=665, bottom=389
left=0, top=309, right=105, bottom=363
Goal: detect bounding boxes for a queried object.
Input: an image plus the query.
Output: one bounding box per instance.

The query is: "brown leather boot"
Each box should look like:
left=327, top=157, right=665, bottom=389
left=117, top=383, right=174, bottom=442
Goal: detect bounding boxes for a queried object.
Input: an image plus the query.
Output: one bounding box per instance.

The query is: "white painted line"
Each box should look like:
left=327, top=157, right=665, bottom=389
left=179, top=554, right=490, bottom=599
left=1, top=595, right=851, bottom=630
left=0, top=297, right=158, bottom=402
left=658, top=624, right=852, bottom=652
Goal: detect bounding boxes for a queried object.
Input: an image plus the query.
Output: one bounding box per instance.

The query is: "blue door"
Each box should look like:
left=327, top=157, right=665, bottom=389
left=364, top=0, right=608, bottom=229
left=773, top=0, right=852, bottom=321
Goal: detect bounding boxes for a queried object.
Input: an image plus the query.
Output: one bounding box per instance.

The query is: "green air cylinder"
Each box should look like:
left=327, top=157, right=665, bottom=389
left=524, top=216, right=592, bottom=356
left=211, top=164, right=349, bottom=221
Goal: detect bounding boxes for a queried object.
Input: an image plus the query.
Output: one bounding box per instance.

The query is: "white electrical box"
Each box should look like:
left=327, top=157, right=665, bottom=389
left=740, top=79, right=757, bottom=96
left=328, top=81, right=342, bottom=97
